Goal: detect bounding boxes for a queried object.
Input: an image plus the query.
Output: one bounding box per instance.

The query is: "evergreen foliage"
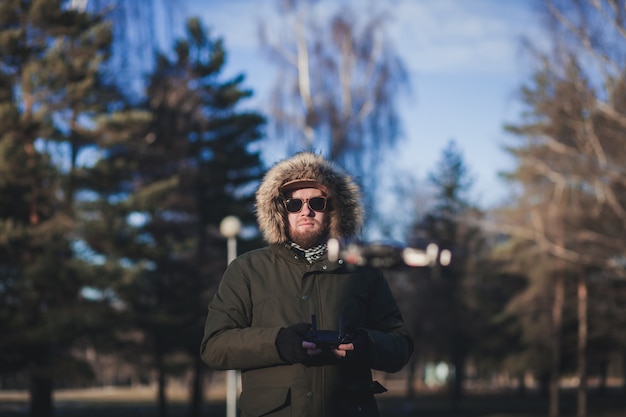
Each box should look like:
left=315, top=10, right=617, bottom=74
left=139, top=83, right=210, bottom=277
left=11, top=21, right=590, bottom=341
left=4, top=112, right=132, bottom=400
left=0, top=1, right=132, bottom=416
left=0, top=2, right=264, bottom=416
left=80, top=17, right=265, bottom=417
left=402, top=140, right=523, bottom=406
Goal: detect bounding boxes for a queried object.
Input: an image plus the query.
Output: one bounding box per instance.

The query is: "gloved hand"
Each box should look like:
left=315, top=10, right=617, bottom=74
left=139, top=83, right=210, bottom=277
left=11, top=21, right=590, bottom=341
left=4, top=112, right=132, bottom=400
left=275, top=323, right=312, bottom=364
left=341, top=327, right=372, bottom=364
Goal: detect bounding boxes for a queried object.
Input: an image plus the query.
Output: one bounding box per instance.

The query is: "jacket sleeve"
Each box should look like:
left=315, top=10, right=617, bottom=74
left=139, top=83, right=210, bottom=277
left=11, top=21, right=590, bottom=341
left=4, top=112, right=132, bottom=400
left=200, top=259, right=285, bottom=370
left=365, top=270, right=414, bottom=373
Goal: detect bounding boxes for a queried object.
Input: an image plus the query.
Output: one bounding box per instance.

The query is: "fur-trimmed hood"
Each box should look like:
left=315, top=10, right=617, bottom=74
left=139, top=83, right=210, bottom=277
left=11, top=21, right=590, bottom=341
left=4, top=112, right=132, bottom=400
left=255, top=152, right=363, bottom=245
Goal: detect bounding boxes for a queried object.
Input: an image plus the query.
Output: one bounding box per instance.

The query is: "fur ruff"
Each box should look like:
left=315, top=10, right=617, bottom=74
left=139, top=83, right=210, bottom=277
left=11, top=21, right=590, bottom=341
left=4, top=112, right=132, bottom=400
left=255, top=152, right=363, bottom=244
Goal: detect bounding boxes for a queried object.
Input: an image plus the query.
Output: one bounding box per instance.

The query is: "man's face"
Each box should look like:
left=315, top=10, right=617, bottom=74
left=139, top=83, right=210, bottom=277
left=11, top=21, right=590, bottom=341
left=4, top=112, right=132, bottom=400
left=286, top=187, right=328, bottom=249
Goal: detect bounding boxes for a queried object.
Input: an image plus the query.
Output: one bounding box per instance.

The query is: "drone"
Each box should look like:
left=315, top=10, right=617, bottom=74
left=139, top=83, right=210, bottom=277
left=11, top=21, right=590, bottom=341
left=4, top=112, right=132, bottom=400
left=327, top=238, right=452, bottom=269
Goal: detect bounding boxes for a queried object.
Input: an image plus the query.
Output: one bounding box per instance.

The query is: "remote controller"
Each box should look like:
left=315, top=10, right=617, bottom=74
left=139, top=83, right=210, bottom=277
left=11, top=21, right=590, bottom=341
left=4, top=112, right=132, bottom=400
left=303, top=314, right=354, bottom=348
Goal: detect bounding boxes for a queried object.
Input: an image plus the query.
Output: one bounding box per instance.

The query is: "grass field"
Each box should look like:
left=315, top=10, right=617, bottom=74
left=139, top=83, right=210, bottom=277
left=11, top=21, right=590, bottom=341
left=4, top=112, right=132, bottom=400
left=1, top=386, right=625, bottom=417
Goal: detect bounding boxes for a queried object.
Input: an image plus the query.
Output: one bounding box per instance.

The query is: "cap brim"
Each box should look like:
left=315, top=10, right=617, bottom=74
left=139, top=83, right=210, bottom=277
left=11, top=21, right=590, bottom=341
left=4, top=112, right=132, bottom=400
left=280, top=179, right=328, bottom=194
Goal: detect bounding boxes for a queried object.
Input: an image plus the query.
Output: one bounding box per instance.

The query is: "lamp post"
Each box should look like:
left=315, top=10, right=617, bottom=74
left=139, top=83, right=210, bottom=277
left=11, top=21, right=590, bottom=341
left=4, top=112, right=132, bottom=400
left=219, top=216, right=241, bottom=417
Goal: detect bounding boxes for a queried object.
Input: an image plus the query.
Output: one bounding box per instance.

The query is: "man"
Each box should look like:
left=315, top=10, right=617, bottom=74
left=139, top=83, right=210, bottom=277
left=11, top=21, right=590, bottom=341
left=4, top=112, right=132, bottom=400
left=200, top=152, right=413, bottom=417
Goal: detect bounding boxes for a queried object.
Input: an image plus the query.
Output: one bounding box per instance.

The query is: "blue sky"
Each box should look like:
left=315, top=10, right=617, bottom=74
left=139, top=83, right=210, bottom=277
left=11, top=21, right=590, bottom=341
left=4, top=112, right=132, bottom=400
left=184, top=0, right=544, bottom=209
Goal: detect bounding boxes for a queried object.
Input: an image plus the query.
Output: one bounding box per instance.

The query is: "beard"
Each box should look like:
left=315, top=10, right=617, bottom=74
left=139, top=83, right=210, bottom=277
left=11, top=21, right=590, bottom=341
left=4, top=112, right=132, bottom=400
left=290, top=228, right=325, bottom=249
left=289, top=219, right=329, bottom=249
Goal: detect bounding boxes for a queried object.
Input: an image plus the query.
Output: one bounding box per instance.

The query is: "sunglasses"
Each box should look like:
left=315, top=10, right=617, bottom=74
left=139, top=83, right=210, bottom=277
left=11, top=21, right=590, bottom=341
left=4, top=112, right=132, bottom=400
left=284, top=196, right=328, bottom=213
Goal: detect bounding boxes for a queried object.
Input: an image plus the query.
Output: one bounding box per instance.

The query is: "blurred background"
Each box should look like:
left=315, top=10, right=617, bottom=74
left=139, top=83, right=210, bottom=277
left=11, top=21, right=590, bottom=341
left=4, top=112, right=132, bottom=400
left=1, top=0, right=626, bottom=416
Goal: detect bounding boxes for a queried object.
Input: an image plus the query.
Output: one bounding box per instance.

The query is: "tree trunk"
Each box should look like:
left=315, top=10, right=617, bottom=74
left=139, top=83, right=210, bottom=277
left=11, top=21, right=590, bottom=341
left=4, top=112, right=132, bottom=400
left=597, top=357, right=608, bottom=397
left=550, top=272, right=564, bottom=417
left=576, top=270, right=587, bottom=417
left=157, top=355, right=168, bottom=417
left=405, top=351, right=418, bottom=399
left=451, top=351, right=465, bottom=412
left=449, top=328, right=467, bottom=415
left=517, top=373, right=526, bottom=398
left=623, top=350, right=626, bottom=395
left=29, top=374, right=53, bottom=417
left=188, top=358, right=206, bottom=417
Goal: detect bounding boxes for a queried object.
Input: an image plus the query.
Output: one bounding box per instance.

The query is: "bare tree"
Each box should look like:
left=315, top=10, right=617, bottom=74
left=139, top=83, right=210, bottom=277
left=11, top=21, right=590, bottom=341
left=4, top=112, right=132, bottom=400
left=259, top=0, right=410, bottom=227
left=83, top=0, right=183, bottom=99
left=496, top=1, right=626, bottom=416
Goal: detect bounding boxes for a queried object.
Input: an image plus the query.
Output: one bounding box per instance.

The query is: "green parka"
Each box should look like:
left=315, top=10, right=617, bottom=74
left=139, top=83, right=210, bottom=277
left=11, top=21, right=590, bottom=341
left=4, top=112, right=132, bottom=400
left=200, top=153, right=413, bottom=417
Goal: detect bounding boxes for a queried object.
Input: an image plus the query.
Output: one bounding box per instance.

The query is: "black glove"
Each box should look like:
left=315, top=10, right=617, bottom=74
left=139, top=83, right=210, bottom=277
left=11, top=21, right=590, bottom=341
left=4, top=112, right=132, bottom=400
left=275, top=323, right=312, bottom=364
left=343, top=327, right=372, bottom=364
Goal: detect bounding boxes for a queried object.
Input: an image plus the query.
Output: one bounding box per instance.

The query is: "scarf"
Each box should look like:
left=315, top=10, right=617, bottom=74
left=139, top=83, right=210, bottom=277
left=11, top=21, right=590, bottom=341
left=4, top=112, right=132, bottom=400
left=289, top=242, right=328, bottom=264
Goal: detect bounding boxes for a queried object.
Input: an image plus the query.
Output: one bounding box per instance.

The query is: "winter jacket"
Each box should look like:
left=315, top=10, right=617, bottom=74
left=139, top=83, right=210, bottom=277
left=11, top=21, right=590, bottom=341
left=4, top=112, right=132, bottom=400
left=200, top=152, right=413, bottom=416
left=200, top=243, right=413, bottom=417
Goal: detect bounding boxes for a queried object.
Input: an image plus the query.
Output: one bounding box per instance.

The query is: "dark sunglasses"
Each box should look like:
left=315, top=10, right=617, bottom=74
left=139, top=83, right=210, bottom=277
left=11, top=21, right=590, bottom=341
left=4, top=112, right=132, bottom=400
left=284, top=196, right=328, bottom=213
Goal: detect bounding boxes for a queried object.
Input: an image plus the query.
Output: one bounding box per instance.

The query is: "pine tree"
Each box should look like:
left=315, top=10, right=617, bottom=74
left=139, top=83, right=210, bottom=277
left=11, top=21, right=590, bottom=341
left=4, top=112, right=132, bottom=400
left=0, top=1, right=130, bottom=416
left=405, top=140, right=492, bottom=409
left=80, top=17, right=265, bottom=417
